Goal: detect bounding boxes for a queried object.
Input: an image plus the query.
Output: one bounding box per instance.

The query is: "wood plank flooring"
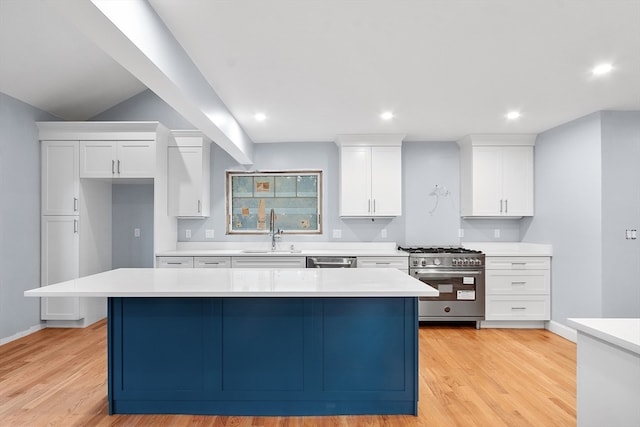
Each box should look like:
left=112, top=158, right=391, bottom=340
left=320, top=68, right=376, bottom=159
left=0, top=321, right=576, bottom=426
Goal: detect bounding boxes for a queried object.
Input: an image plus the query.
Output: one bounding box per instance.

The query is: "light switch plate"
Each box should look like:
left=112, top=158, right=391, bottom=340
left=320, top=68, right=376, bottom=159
left=494, top=229, right=501, bottom=238
left=205, top=229, right=214, bottom=239
left=185, top=229, right=192, bottom=239
left=332, top=229, right=342, bottom=239
left=134, top=228, right=140, bottom=238
left=381, top=229, right=387, bottom=238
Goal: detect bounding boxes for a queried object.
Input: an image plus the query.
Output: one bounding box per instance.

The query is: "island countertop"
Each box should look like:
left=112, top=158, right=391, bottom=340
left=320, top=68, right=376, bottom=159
left=24, top=267, right=438, bottom=298
left=567, top=317, right=640, bottom=355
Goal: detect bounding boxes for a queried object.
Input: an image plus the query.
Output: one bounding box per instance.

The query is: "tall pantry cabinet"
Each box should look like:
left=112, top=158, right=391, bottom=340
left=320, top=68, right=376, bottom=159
left=38, top=122, right=177, bottom=327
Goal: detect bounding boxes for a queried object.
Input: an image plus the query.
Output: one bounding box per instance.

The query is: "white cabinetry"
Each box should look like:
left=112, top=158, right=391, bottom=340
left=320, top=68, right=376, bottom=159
left=336, top=134, right=404, bottom=217
left=484, top=256, right=551, bottom=325
left=168, top=131, right=211, bottom=217
left=40, top=215, right=80, bottom=320
left=458, top=134, right=535, bottom=217
left=38, top=121, right=176, bottom=327
left=231, top=257, right=306, bottom=268
left=156, top=256, right=232, bottom=268
left=41, top=141, right=79, bottom=216
left=80, top=140, right=155, bottom=178
left=357, top=256, right=408, bottom=274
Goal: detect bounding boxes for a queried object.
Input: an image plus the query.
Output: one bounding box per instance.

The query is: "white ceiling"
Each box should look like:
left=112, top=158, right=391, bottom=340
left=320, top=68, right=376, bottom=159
left=1, top=0, right=639, bottom=146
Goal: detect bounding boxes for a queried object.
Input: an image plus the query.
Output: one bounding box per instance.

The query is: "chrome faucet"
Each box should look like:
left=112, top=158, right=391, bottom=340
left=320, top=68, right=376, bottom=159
left=269, top=209, right=282, bottom=251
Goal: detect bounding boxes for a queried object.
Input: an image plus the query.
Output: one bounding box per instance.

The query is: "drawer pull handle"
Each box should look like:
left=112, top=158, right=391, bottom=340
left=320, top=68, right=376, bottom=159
left=203, top=262, right=220, bottom=265
left=375, top=262, right=391, bottom=265
left=511, top=281, right=527, bottom=285
left=166, top=262, right=183, bottom=265
left=511, top=307, right=527, bottom=310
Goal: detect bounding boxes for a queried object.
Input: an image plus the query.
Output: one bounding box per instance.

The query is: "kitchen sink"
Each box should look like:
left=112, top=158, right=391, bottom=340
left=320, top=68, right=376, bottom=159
left=241, top=249, right=303, bottom=254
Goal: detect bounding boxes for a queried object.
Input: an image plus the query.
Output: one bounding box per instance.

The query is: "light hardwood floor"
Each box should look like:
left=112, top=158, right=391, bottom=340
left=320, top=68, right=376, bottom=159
left=0, top=321, right=575, bottom=426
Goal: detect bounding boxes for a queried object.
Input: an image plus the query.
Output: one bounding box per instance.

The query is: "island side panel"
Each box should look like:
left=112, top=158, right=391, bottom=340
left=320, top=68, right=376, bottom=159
left=108, top=297, right=418, bottom=416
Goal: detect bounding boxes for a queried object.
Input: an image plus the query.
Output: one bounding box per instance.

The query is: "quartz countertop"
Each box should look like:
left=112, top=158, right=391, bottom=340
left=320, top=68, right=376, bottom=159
left=567, top=318, right=640, bottom=355
left=156, top=242, right=409, bottom=258
left=24, top=268, right=437, bottom=298
left=462, top=242, right=553, bottom=257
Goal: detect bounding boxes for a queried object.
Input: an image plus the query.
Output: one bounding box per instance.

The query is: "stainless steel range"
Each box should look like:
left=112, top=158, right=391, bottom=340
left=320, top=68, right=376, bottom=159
left=399, top=247, right=485, bottom=324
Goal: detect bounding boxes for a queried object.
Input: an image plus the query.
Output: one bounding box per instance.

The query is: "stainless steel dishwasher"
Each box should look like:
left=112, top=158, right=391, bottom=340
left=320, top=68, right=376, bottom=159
left=306, top=256, right=357, bottom=268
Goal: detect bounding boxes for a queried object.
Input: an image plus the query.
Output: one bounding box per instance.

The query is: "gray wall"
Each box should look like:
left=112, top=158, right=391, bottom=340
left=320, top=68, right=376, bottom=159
left=601, top=111, right=640, bottom=317
left=522, top=112, right=605, bottom=322
left=0, top=93, right=59, bottom=341
left=112, top=184, right=154, bottom=268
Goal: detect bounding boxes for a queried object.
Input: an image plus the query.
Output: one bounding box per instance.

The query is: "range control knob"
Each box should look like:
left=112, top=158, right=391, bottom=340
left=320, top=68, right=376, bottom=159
left=421, top=259, right=427, bottom=267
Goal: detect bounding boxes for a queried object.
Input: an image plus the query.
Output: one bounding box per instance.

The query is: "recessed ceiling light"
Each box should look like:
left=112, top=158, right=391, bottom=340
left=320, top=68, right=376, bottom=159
left=380, top=111, right=394, bottom=120
left=506, top=111, right=521, bottom=120
left=592, top=63, right=613, bottom=76
left=254, top=113, right=267, bottom=122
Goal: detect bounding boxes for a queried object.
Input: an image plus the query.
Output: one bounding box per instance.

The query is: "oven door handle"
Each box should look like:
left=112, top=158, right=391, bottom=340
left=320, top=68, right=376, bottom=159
left=413, top=270, right=482, bottom=276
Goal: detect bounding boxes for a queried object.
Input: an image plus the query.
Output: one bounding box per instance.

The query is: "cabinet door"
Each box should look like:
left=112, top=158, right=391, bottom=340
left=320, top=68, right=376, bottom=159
left=168, top=147, right=206, bottom=216
left=117, top=141, right=156, bottom=178
left=41, top=141, right=79, bottom=215
left=80, top=141, right=117, bottom=178
left=41, top=216, right=81, bottom=320
left=370, top=146, right=402, bottom=216
left=339, top=146, right=372, bottom=216
left=502, top=146, right=533, bottom=216
left=471, top=146, right=503, bottom=216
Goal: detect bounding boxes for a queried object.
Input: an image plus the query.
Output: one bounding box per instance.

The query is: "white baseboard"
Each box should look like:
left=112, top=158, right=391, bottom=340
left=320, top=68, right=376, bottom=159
left=480, top=320, right=546, bottom=329
left=0, top=323, right=46, bottom=346
left=546, top=320, right=577, bottom=343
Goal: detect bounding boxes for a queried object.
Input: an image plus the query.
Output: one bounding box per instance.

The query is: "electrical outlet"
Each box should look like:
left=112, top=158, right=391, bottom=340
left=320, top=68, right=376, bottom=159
left=205, top=229, right=214, bottom=239
left=332, top=229, right=342, bottom=239
left=381, top=229, right=387, bottom=238
left=185, top=229, right=192, bottom=239
left=134, top=228, right=140, bottom=238
left=494, top=229, right=501, bottom=238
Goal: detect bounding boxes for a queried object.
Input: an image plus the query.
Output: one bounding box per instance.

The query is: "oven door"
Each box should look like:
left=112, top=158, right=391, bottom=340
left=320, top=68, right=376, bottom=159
left=412, top=269, right=485, bottom=320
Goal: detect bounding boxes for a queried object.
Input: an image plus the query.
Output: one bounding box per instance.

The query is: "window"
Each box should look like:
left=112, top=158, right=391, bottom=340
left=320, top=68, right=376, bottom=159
left=226, top=170, right=322, bottom=234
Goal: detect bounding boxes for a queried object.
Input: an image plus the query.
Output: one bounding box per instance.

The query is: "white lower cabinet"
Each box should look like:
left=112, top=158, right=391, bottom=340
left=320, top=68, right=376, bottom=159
left=156, top=256, right=194, bottom=268
left=357, top=256, right=408, bottom=273
left=484, top=256, right=550, bottom=323
left=41, top=216, right=80, bottom=320
left=194, top=257, right=231, bottom=268
left=231, top=257, right=306, bottom=268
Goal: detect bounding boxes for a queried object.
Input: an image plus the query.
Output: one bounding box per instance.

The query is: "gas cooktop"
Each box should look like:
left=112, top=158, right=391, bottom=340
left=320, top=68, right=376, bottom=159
left=398, top=246, right=482, bottom=255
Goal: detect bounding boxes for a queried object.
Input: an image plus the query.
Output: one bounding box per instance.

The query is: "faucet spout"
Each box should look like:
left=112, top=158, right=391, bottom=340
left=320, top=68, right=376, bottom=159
left=270, top=209, right=279, bottom=250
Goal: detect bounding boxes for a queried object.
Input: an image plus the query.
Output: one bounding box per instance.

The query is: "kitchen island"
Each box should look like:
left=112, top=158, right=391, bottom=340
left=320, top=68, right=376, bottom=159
left=25, top=268, right=437, bottom=416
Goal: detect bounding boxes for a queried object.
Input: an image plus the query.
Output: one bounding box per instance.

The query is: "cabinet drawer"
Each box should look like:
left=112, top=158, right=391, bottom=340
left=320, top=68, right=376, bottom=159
left=231, top=256, right=306, bottom=269
left=486, top=257, right=550, bottom=270
left=485, top=296, right=550, bottom=321
left=486, top=270, right=550, bottom=294
left=194, top=256, right=231, bottom=268
left=357, top=257, right=408, bottom=270
left=156, top=257, right=194, bottom=268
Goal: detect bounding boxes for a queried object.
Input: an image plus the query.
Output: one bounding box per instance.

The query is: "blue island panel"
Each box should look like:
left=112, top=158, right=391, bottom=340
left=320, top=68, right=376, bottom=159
left=108, top=297, right=419, bottom=416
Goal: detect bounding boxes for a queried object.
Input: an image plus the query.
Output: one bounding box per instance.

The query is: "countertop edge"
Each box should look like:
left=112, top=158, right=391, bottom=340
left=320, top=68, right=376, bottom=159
left=567, top=318, right=640, bottom=355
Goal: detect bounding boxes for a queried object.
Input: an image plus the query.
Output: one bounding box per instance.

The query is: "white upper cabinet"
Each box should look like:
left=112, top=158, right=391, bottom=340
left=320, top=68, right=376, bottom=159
left=458, top=134, right=535, bottom=217
left=336, top=134, right=404, bottom=217
left=41, top=141, right=79, bottom=216
left=80, top=140, right=155, bottom=178
left=167, top=131, right=211, bottom=217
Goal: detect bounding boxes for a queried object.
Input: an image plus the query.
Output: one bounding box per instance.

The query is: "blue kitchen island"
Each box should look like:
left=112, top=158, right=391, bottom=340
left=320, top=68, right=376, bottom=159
left=25, top=268, right=438, bottom=416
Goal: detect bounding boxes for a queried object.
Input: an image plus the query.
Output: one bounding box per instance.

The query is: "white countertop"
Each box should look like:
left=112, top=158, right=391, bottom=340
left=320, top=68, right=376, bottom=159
left=568, top=318, right=640, bottom=355
left=24, top=268, right=437, bottom=298
left=156, top=242, right=408, bottom=257
left=462, top=242, right=553, bottom=256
